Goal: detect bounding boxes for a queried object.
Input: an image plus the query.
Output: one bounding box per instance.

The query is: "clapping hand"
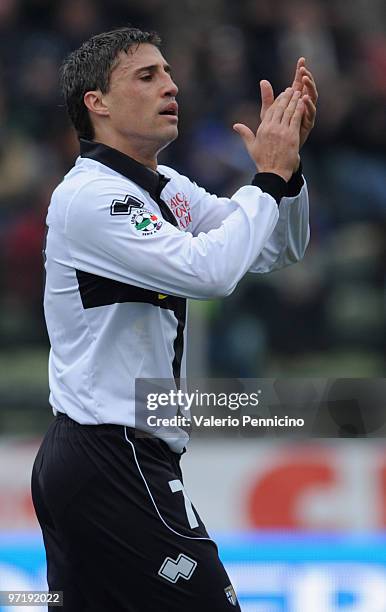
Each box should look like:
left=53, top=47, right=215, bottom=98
left=260, top=57, right=318, bottom=149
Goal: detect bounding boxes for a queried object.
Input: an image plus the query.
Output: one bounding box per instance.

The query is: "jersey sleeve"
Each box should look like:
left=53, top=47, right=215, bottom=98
left=62, top=176, right=279, bottom=300
left=177, top=170, right=310, bottom=273
left=248, top=180, right=310, bottom=273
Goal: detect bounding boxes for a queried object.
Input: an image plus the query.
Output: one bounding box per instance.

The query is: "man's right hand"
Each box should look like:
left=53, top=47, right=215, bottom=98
left=233, top=88, right=303, bottom=182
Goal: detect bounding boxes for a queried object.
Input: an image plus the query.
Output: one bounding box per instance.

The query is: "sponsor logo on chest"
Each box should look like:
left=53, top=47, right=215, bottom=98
left=167, top=192, right=192, bottom=230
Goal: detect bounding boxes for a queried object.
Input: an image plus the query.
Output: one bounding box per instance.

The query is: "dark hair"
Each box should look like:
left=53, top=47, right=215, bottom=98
left=60, top=27, right=161, bottom=140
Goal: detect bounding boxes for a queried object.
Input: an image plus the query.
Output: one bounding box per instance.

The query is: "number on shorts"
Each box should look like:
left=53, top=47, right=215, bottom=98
left=169, top=479, right=199, bottom=529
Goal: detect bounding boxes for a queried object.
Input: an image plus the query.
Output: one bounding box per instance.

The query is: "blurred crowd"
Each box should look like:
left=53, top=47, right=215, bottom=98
left=0, top=0, right=385, bottom=385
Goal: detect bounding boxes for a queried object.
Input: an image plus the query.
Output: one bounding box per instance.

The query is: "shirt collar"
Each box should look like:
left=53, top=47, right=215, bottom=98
left=79, top=139, right=170, bottom=201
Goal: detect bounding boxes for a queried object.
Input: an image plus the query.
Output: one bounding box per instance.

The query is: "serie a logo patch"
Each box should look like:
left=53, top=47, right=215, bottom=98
left=131, top=210, right=163, bottom=236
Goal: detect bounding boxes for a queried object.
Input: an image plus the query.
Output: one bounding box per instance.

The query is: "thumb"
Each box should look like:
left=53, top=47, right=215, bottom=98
left=233, top=123, right=255, bottom=149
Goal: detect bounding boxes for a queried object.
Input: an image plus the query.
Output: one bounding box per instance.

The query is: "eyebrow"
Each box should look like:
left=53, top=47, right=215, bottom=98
left=133, top=63, right=172, bottom=76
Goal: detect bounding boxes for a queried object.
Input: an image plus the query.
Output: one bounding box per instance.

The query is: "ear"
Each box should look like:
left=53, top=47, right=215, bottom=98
left=83, top=90, right=109, bottom=118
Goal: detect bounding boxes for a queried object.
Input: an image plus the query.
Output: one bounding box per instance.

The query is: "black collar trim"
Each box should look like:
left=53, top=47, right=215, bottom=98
left=79, top=139, right=170, bottom=201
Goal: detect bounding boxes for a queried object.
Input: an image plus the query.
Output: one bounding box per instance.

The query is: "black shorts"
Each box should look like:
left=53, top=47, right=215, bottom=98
left=31, top=414, right=240, bottom=612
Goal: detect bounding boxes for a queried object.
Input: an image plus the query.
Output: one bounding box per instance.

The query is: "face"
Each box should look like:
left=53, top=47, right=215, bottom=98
left=101, top=44, right=179, bottom=153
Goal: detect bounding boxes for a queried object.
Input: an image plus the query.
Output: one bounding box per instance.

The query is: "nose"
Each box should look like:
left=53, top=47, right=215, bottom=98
left=163, top=72, right=178, bottom=97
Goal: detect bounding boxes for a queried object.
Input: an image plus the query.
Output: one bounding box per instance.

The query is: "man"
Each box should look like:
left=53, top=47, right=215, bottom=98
left=31, top=27, right=316, bottom=612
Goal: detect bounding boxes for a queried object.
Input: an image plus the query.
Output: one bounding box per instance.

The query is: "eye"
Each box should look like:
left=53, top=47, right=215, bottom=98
left=140, top=74, right=153, bottom=81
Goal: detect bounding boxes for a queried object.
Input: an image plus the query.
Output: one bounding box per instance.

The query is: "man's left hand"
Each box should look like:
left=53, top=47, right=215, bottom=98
left=291, top=57, right=317, bottom=148
left=260, top=57, right=318, bottom=149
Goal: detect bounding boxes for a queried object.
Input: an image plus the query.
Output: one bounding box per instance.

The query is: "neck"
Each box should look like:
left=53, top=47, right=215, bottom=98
left=94, top=132, right=158, bottom=170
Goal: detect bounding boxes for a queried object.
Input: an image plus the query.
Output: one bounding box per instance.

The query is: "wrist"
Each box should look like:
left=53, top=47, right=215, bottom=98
left=255, top=155, right=301, bottom=183
left=252, top=172, right=288, bottom=204
left=256, top=168, right=292, bottom=182
left=286, top=159, right=304, bottom=197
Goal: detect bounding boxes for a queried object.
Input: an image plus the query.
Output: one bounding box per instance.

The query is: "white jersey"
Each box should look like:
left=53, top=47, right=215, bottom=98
left=44, top=139, right=309, bottom=452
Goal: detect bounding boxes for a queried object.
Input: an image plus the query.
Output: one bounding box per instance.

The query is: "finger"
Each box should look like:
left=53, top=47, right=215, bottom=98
left=260, top=80, right=274, bottom=120
left=300, top=66, right=318, bottom=96
left=282, top=90, right=302, bottom=125
left=302, top=95, right=317, bottom=121
left=300, top=68, right=316, bottom=87
left=233, top=123, right=255, bottom=149
left=302, top=74, right=318, bottom=103
left=267, top=87, right=294, bottom=122
left=290, top=98, right=304, bottom=130
left=292, top=57, right=306, bottom=92
left=300, top=65, right=315, bottom=82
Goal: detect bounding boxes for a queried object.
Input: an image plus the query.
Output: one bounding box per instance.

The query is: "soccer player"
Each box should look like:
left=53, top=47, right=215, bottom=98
left=31, top=27, right=316, bottom=611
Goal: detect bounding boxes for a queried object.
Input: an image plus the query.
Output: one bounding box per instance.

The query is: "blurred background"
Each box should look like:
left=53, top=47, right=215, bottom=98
left=0, top=0, right=385, bottom=610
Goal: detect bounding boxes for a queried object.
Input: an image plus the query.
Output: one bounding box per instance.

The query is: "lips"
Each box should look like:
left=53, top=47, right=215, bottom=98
left=159, top=102, right=178, bottom=117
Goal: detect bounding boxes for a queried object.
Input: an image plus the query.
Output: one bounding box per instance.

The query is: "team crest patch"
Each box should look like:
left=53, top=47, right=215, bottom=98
left=131, top=210, right=163, bottom=235
left=110, top=194, right=144, bottom=216
left=224, top=584, right=237, bottom=606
